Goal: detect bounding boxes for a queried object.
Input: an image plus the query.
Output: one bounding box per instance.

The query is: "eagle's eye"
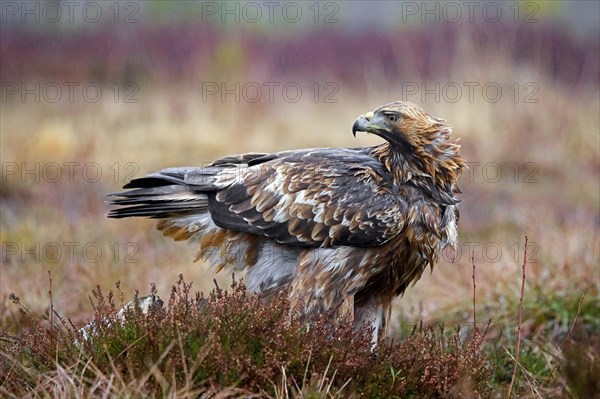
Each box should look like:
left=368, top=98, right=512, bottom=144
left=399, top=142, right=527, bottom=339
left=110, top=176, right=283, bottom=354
left=385, top=113, right=399, bottom=123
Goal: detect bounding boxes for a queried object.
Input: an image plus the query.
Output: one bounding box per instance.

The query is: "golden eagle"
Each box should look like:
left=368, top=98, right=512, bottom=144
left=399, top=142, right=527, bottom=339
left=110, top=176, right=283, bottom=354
left=108, top=101, right=466, bottom=343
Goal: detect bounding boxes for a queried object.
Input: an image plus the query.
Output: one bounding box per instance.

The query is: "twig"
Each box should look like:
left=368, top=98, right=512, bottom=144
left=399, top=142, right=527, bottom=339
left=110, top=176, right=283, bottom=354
left=48, top=270, right=55, bottom=351
left=567, top=294, right=585, bottom=340
left=472, top=251, right=477, bottom=335
left=507, top=236, right=528, bottom=398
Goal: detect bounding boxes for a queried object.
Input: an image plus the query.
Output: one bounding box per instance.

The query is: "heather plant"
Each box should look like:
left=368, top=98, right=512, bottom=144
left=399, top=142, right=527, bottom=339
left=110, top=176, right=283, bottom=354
left=1, top=275, right=494, bottom=398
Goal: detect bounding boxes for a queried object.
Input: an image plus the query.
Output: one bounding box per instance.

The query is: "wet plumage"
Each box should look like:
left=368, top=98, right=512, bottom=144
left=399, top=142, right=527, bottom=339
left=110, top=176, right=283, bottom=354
left=107, top=101, right=466, bottom=343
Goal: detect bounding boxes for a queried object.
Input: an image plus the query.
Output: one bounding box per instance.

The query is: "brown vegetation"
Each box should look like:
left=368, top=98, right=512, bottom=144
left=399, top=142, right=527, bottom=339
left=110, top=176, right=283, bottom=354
left=1, top=20, right=599, bottom=397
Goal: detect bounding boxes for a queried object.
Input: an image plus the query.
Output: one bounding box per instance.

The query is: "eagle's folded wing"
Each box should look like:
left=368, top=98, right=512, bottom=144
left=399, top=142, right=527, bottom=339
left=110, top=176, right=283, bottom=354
left=207, top=157, right=404, bottom=248
left=108, top=148, right=406, bottom=249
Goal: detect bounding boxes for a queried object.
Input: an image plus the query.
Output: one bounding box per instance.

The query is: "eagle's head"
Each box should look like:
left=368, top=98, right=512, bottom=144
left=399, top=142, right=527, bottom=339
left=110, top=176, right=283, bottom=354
left=352, top=101, right=447, bottom=147
left=353, top=101, right=465, bottom=185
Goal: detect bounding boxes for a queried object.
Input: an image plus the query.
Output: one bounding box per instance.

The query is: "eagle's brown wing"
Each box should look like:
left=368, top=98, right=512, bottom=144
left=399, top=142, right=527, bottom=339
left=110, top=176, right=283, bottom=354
left=108, top=148, right=406, bottom=249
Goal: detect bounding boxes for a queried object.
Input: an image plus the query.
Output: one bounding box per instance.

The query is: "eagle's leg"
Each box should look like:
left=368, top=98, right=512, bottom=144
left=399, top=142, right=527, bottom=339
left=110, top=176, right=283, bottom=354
left=288, top=277, right=350, bottom=325
left=354, top=296, right=392, bottom=347
left=288, top=249, right=358, bottom=325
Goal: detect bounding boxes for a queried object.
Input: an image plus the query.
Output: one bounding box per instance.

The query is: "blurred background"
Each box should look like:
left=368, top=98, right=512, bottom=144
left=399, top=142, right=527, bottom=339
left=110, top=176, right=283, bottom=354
left=1, top=0, right=598, bottom=347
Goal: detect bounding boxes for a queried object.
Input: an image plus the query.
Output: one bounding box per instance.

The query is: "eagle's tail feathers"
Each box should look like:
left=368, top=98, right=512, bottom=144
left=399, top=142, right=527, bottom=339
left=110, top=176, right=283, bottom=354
left=107, top=199, right=208, bottom=219
left=108, top=172, right=209, bottom=219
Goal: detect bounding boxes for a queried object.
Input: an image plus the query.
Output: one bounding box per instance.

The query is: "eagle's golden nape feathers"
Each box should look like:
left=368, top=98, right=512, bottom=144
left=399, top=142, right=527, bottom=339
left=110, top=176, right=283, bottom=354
left=108, top=100, right=465, bottom=344
left=353, top=101, right=466, bottom=188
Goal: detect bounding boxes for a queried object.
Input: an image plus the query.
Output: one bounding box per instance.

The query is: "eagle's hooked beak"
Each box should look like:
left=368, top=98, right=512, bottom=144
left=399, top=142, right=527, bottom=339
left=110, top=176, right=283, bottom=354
left=352, top=111, right=378, bottom=137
